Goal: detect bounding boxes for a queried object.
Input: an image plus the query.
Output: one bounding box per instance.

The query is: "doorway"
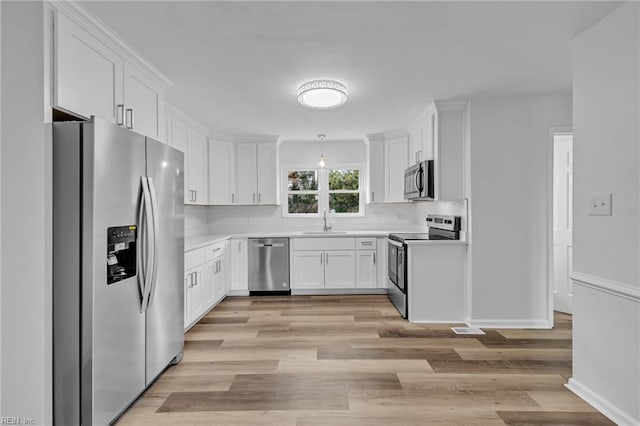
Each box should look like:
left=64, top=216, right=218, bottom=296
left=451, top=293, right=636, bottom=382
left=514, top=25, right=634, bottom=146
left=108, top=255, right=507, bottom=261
left=552, top=132, right=573, bottom=314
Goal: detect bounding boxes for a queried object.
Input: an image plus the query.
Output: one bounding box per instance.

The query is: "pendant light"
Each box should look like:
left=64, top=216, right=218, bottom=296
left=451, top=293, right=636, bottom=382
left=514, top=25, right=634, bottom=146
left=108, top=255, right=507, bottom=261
left=317, top=134, right=326, bottom=168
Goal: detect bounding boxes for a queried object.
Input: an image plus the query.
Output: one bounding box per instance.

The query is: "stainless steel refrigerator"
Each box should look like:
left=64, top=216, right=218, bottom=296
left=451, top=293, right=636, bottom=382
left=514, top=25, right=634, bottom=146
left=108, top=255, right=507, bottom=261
left=53, top=117, right=184, bottom=425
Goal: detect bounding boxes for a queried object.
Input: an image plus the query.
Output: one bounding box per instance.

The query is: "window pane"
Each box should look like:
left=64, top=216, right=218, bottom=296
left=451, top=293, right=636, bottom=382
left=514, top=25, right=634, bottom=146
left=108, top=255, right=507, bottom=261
left=328, top=169, right=359, bottom=190
left=288, top=194, right=318, bottom=214
left=329, top=193, right=359, bottom=213
left=288, top=170, right=318, bottom=191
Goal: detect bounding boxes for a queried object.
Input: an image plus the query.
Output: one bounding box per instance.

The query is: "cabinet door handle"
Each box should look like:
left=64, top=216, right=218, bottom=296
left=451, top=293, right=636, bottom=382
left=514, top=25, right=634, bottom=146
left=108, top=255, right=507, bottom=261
left=231, top=193, right=235, bottom=204
left=116, top=104, right=124, bottom=126
left=218, top=259, right=221, bottom=272
left=373, top=252, right=376, bottom=264
left=193, top=190, right=197, bottom=202
left=253, top=193, right=256, bottom=203
left=125, top=108, right=134, bottom=129
left=361, top=241, right=373, bottom=246
left=258, top=193, right=261, bottom=203
left=325, top=253, right=329, bottom=264
left=213, top=247, right=222, bottom=252
left=187, top=273, right=193, bottom=288
left=371, top=192, right=375, bottom=203
left=320, top=253, right=323, bottom=264
left=194, top=272, right=198, bottom=286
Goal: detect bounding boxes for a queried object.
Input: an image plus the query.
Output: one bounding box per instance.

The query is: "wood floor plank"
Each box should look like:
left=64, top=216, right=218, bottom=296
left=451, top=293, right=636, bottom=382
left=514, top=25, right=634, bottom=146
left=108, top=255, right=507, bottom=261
left=114, top=296, right=605, bottom=426
left=397, top=373, right=569, bottom=392
left=497, top=410, right=615, bottom=425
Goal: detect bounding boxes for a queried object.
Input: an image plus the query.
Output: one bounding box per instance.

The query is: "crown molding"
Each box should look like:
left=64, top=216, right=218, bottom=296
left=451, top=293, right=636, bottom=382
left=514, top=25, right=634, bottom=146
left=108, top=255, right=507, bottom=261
left=382, top=129, right=409, bottom=140
left=365, top=133, right=385, bottom=143
left=235, top=135, right=280, bottom=144
left=165, top=103, right=211, bottom=137
left=433, top=99, right=469, bottom=112
left=48, top=0, right=172, bottom=89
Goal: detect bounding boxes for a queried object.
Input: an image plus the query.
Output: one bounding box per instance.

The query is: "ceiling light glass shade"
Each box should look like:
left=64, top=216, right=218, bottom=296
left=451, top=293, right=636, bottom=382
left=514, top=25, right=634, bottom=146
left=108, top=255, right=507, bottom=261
left=297, top=80, right=348, bottom=110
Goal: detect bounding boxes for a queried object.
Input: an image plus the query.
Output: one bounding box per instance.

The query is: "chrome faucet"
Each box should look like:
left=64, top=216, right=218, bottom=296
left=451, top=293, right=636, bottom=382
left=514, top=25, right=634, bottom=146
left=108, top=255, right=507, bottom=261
left=323, top=210, right=332, bottom=232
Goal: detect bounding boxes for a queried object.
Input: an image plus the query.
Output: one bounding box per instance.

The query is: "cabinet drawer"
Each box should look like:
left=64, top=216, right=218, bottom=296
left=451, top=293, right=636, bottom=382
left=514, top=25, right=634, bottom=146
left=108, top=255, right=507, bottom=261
left=204, top=240, right=227, bottom=262
left=292, top=237, right=355, bottom=251
left=185, top=248, right=205, bottom=270
left=355, top=237, right=376, bottom=250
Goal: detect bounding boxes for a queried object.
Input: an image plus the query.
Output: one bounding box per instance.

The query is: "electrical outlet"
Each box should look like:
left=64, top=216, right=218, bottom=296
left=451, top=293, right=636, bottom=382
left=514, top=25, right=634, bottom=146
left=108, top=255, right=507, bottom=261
left=589, top=193, right=612, bottom=216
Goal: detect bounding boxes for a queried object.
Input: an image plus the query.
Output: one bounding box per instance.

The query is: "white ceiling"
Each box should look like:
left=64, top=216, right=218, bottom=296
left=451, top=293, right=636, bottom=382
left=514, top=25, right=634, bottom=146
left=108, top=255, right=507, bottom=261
left=81, top=1, right=620, bottom=141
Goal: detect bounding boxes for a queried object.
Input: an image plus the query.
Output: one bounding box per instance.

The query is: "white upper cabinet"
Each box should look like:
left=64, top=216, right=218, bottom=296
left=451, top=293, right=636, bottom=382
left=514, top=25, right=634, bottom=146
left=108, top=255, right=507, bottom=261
left=368, top=137, right=385, bottom=204
left=209, top=138, right=236, bottom=205
left=408, top=107, right=436, bottom=165
left=188, top=130, right=208, bottom=205
left=256, top=144, right=277, bottom=204
left=123, top=63, right=163, bottom=140
left=407, top=100, right=467, bottom=201
left=52, top=8, right=169, bottom=139
left=235, top=142, right=278, bottom=205
left=384, top=134, right=409, bottom=202
left=54, top=12, right=124, bottom=124
left=236, top=144, right=258, bottom=204
left=166, top=108, right=209, bottom=205
left=367, top=133, right=409, bottom=204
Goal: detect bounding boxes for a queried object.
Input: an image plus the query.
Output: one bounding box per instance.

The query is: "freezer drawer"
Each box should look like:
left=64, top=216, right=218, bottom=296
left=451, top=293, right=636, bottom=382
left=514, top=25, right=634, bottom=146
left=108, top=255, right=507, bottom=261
left=248, top=238, right=290, bottom=292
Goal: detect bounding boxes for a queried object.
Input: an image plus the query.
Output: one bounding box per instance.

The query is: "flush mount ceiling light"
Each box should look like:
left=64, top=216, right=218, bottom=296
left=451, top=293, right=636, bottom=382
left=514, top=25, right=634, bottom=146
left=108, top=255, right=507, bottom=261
left=297, top=80, right=348, bottom=110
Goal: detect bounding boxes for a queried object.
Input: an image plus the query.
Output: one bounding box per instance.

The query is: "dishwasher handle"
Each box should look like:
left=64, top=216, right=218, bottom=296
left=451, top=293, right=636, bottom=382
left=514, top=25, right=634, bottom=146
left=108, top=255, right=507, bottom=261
left=253, top=243, right=285, bottom=248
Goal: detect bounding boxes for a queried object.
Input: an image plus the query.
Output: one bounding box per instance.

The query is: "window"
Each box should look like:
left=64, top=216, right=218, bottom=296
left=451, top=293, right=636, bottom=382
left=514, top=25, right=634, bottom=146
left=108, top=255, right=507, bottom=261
left=287, top=170, right=319, bottom=214
left=328, top=169, right=360, bottom=213
left=283, top=166, right=363, bottom=217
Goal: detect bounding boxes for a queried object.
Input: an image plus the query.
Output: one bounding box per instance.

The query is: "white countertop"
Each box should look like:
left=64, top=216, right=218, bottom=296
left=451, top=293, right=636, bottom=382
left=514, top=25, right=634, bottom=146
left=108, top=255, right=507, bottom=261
left=186, top=230, right=467, bottom=251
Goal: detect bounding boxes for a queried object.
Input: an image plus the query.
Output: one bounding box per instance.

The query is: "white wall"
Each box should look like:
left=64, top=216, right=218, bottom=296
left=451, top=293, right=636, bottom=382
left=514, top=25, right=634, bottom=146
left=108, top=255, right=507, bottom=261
left=1, top=2, right=50, bottom=423
left=467, top=94, right=571, bottom=327
left=207, top=203, right=418, bottom=234
left=185, top=205, right=210, bottom=237
left=569, top=3, right=640, bottom=425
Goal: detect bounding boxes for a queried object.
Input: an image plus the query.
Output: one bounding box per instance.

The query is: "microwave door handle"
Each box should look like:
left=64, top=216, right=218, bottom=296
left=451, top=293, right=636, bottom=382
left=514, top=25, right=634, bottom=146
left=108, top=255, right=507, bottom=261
left=414, top=168, right=421, bottom=193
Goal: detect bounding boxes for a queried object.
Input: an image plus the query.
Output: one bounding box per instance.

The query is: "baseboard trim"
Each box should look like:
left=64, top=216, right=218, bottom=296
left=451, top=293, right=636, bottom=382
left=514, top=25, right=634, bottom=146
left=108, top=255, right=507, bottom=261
left=227, top=290, right=250, bottom=296
left=566, top=378, right=639, bottom=426
left=291, top=288, right=388, bottom=296
left=467, top=319, right=551, bottom=329
left=571, top=272, right=640, bottom=302
left=410, top=319, right=467, bottom=324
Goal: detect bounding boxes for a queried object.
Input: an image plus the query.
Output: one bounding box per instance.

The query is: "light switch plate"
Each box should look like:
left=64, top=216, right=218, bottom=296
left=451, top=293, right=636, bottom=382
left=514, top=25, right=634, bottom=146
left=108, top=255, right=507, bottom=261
left=589, top=193, right=612, bottom=216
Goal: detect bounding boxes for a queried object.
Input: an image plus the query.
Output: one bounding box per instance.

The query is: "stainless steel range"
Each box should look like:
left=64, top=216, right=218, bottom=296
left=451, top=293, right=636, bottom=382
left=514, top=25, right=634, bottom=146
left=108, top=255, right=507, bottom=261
left=387, top=214, right=462, bottom=318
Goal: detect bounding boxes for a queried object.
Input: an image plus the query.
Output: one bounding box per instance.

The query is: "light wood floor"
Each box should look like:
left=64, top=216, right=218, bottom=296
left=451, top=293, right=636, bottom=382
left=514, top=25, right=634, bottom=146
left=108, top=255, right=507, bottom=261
left=116, top=295, right=613, bottom=425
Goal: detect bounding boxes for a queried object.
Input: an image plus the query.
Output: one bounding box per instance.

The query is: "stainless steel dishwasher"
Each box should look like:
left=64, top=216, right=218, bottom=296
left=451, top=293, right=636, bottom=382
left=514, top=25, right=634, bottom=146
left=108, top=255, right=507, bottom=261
left=248, top=238, right=290, bottom=294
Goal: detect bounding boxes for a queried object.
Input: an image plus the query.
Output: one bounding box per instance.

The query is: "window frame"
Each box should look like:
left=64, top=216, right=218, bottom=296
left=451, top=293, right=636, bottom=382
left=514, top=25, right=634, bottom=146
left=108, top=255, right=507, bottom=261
left=281, top=163, right=365, bottom=218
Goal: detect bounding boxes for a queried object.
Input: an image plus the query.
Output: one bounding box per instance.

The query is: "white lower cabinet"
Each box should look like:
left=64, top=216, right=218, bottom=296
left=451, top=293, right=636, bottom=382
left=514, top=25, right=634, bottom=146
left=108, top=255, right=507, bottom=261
left=324, top=251, right=356, bottom=289
left=292, top=251, right=325, bottom=289
left=184, top=266, right=204, bottom=329
left=184, top=240, right=230, bottom=330
left=230, top=238, right=248, bottom=293
left=355, top=250, right=377, bottom=288
left=291, top=238, right=379, bottom=290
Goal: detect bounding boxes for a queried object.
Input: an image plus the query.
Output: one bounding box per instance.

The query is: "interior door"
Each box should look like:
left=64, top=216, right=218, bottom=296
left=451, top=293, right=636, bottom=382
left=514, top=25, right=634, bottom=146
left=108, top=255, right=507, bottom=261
left=145, top=138, right=184, bottom=384
left=553, top=134, right=573, bottom=314
left=84, top=119, right=146, bottom=425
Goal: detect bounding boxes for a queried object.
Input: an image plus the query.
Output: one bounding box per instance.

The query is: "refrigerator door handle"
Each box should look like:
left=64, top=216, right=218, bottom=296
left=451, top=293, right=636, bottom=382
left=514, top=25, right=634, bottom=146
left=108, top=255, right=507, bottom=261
left=145, top=177, right=160, bottom=311
left=137, top=177, right=148, bottom=305
left=139, top=176, right=155, bottom=313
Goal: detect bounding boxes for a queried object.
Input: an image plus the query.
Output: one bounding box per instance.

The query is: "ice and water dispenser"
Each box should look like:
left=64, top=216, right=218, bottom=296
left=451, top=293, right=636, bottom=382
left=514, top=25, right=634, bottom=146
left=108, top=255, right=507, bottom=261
left=107, top=225, right=137, bottom=284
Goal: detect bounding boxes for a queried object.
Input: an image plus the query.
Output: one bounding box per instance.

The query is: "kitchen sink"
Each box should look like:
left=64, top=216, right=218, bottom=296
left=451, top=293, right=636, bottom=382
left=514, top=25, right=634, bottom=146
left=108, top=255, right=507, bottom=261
left=300, top=231, right=348, bottom=235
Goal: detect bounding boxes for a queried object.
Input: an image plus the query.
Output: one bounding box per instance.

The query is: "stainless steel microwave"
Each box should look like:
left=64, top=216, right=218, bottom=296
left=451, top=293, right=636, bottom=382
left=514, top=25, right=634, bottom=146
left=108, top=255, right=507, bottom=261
left=404, top=160, right=434, bottom=200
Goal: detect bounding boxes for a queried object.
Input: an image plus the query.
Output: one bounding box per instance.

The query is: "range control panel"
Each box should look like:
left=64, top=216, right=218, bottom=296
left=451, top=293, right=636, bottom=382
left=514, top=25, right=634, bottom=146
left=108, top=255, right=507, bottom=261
left=426, top=215, right=461, bottom=232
